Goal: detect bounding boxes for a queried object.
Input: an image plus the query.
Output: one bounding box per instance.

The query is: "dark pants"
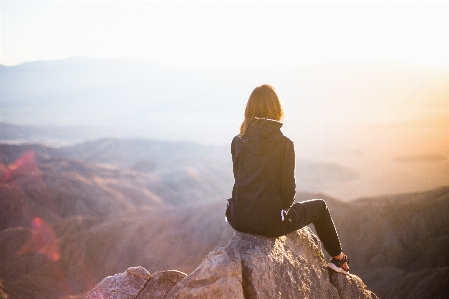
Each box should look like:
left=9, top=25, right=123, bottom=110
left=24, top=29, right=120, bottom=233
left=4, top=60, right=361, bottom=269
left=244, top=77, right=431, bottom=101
left=282, top=199, right=342, bottom=257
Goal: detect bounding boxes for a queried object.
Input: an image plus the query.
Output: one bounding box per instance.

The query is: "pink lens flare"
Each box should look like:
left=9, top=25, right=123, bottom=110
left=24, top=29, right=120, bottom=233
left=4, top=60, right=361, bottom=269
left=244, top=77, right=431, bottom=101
left=0, top=150, right=39, bottom=183
left=17, top=217, right=61, bottom=262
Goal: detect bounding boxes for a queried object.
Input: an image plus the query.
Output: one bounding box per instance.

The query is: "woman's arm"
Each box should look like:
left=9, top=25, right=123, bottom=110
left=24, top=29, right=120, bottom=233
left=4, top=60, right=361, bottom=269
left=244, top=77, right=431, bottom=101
left=280, top=139, right=296, bottom=209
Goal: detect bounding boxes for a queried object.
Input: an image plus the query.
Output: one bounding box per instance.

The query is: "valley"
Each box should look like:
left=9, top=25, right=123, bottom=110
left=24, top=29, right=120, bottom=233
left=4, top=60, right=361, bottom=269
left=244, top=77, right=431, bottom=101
left=0, top=139, right=448, bottom=298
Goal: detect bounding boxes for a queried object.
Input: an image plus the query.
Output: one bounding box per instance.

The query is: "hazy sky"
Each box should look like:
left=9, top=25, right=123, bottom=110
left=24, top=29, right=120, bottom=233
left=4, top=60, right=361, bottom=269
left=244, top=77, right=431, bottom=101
left=1, top=1, right=448, bottom=69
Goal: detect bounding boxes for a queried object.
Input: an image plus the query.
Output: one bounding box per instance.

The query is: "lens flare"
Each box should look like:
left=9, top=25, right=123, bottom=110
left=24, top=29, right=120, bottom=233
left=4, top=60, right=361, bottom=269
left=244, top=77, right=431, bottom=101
left=17, top=217, right=61, bottom=262
left=0, top=150, right=39, bottom=184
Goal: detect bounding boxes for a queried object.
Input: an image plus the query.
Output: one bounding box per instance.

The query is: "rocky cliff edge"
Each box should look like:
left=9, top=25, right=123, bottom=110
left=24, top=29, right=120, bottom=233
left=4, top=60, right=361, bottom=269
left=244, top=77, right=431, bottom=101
left=84, top=227, right=378, bottom=299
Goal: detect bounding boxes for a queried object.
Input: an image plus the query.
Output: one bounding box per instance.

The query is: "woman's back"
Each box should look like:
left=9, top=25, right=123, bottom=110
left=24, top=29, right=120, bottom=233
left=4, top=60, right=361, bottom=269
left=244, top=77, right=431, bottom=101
left=227, top=118, right=296, bottom=236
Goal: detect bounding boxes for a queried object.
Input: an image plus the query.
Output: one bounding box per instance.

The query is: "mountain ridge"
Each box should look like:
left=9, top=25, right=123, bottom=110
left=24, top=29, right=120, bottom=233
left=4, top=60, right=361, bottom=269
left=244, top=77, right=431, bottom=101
left=0, top=140, right=448, bottom=298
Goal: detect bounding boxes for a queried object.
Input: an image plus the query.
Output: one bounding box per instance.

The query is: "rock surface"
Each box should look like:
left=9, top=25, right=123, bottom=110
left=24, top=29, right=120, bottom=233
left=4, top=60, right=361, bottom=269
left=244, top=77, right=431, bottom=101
left=329, top=270, right=379, bottom=299
left=84, top=268, right=186, bottom=299
left=85, top=228, right=378, bottom=299
left=136, top=271, right=187, bottom=299
left=84, top=267, right=151, bottom=299
left=166, top=245, right=244, bottom=299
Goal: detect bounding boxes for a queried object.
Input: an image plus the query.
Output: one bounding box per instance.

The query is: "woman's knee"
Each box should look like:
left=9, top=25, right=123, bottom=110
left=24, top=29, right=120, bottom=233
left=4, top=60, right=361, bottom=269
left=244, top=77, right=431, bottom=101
left=301, top=199, right=329, bottom=219
left=319, top=199, right=329, bottom=210
left=303, top=198, right=327, bottom=209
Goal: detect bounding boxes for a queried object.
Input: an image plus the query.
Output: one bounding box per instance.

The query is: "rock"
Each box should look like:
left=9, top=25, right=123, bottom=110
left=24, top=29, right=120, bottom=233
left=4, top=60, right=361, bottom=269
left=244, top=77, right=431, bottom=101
left=84, top=268, right=186, bottom=299
left=136, top=270, right=186, bottom=299
left=167, top=227, right=340, bottom=299
left=165, top=246, right=244, bottom=299
left=329, top=270, right=379, bottom=299
left=235, top=228, right=338, bottom=299
left=84, top=266, right=151, bottom=299
left=85, top=228, right=378, bottom=299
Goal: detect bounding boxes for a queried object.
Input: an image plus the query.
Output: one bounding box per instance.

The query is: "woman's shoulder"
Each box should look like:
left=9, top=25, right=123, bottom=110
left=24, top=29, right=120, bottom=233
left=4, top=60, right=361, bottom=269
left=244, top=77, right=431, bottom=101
left=231, top=135, right=241, bottom=153
left=280, top=134, right=294, bottom=146
left=231, top=135, right=241, bottom=145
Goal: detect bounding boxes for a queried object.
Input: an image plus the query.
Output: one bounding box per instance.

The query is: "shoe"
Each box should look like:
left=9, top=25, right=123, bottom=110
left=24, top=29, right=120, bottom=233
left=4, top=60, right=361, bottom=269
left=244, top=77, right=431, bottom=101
left=327, top=254, right=349, bottom=275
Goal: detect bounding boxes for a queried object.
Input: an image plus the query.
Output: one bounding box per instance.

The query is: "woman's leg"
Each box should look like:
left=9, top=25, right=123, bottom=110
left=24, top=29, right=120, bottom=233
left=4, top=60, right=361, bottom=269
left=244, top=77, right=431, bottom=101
left=287, top=199, right=342, bottom=257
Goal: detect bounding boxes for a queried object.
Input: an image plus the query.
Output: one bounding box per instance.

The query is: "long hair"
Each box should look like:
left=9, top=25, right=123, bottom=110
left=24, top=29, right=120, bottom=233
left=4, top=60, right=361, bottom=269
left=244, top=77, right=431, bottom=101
left=239, top=84, right=284, bottom=137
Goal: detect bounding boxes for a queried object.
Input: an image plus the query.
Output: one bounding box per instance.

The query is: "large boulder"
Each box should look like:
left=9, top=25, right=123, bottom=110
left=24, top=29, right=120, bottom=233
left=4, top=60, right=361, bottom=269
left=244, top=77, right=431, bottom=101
left=166, top=227, right=377, bottom=299
left=85, top=227, right=378, bottom=299
left=136, top=271, right=187, bottom=299
left=329, top=271, right=379, bottom=299
left=165, top=245, right=244, bottom=299
left=84, top=267, right=152, bottom=299
left=84, top=267, right=186, bottom=299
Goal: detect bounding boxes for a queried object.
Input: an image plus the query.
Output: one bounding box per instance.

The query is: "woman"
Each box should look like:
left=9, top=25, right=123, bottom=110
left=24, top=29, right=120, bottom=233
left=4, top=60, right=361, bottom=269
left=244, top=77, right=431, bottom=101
left=226, top=84, right=349, bottom=274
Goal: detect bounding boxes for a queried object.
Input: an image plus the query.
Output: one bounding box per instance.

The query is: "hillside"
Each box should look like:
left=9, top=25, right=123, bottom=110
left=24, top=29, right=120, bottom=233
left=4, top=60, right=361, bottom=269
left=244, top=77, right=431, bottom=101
left=320, top=187, right=449, bottom=273
left=0, top=140, right=448, bottom=298
left=0, top=139, right=362, bottom=206
left=325, top=188, right=449, bottom=299
left=0, top=140, right=234, bottom=207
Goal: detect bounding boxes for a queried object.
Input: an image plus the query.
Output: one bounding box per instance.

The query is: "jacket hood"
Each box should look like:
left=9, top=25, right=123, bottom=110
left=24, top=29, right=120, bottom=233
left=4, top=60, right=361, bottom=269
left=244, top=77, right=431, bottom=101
left=241, top=118, right=284, bottom=156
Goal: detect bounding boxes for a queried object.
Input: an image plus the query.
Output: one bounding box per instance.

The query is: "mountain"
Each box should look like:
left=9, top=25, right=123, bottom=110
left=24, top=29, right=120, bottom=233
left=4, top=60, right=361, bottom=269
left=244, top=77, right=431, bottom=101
left=325, top=188, right=449, bottom=299
left=2, top=57, right=448, bottom=144
left=0, top=139, right=234, bottom=207
left=72, top=188, right=448, bottom=298
left=297, top=189, right=449, bottom=299
left=0, top=139, right=361, bottom=206
left=0, top=57, right=248, bottom=144
left=0, top=122, right=125, bottom=146
left=0, top=140, right=448, bottom=298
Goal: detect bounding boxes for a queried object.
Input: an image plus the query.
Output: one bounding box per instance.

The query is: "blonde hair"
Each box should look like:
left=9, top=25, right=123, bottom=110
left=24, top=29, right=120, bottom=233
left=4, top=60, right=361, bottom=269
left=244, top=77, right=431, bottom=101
left=239, top=84, right=284, bottom=137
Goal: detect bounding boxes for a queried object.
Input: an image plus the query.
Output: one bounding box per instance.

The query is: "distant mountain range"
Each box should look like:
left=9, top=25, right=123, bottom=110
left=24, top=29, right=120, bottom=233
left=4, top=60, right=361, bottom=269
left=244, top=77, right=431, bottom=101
left=0, top=139, right=233, bottom=208
left=0, top=139, right=448, bottom=298
left=2, top=57, right=448, bottom=144
left=0, top=133, right=361, bottom=200
left=1, top=57, right=249, bottom=144
left=2, top=57, right=449, bottom=200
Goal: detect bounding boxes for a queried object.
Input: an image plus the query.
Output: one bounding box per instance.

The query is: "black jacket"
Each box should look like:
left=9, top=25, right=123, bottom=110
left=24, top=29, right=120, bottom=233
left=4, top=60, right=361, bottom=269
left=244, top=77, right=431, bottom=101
left=226, top=118, right=296, bottom=237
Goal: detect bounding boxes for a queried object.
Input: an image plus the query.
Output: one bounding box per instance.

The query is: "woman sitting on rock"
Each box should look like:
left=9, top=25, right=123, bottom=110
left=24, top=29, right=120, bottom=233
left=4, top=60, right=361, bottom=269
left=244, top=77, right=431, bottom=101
left=226, top=84, right=350, bottom=274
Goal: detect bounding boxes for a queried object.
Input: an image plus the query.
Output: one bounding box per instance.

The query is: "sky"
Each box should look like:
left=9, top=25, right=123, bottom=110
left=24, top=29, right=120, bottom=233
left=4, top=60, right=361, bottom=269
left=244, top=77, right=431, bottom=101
left=1, top=1, right=449, bottom=69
